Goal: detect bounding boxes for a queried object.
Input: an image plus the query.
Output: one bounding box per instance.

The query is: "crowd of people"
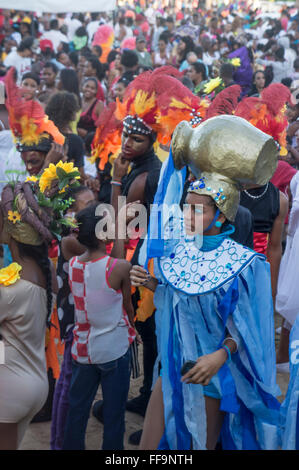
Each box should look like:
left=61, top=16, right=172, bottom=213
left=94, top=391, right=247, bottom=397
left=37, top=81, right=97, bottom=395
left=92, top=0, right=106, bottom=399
left=0, top=0, right=299, bottom=451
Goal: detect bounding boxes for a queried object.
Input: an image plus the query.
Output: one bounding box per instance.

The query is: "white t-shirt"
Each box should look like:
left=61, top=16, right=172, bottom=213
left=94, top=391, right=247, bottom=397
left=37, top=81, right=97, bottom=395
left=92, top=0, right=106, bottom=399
left=65, top=18, right=82, bottom=41
left=40, top=29, right=69, bottom=52
left=203, top=51, right=220, bottom=67
left=86, top=21, right=100, bottom=43
left=3, top=50, right=32, bottom=84
left=115, top=23, right=132, bottom=42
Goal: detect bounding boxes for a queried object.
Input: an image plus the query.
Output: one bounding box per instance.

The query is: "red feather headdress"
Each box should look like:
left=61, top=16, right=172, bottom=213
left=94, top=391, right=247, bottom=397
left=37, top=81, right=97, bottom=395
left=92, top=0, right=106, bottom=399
left=92, top=66, right=210, bottom=169
left=5, top=67, right=65, bottom=150
left=115, top=66, right=209, bottom=145
left=204, top=85, right=241, bottom=120
left=235, top=83, right=291, bottom=156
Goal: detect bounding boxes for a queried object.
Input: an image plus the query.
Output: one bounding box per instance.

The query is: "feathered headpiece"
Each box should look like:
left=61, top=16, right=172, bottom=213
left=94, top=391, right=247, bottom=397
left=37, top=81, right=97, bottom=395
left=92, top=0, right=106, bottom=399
left=91, top=66, right=209, bottom=170
left=116, top=66, right=209, bottom=146
left=5, top=67, right=65, bottom=152
left=121, top=37, right=136, bottom=51
left=204, top=85, right=241, bottom=120
left=92, top=25, right=114, bottom=63
left=90, top=102, right=123, bottom=170
left=234, top=83, right=291, bottom=156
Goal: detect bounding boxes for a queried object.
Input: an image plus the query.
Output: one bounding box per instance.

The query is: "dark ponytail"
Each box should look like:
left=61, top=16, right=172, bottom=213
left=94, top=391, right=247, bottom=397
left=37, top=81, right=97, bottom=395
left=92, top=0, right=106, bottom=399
left=76, top=203, right=104, bottom=250
left=17, top=242, right=53, bottom=326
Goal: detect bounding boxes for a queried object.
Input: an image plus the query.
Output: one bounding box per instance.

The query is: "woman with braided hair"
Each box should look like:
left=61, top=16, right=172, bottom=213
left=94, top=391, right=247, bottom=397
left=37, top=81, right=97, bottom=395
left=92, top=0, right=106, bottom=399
left=0, top=181, right=58, bottom=450
left=0, top=161, right=81, bottom=449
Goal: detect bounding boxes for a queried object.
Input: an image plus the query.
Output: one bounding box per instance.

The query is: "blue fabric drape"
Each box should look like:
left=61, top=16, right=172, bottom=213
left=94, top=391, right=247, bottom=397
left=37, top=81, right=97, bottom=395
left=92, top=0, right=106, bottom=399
left=143, top=149, right=186, bottom=267
left=154, top=253, right=281, bottom=450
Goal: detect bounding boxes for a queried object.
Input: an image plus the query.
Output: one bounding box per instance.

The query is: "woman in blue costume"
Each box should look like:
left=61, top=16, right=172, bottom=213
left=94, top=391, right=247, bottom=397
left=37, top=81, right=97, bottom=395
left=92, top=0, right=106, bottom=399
left=130, top=115, right=282, bottom=450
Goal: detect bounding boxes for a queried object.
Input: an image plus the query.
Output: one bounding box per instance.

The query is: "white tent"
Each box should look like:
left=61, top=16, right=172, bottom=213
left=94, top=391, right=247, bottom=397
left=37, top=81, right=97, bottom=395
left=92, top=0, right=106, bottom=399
left=0, top=0, right=116, bottom=13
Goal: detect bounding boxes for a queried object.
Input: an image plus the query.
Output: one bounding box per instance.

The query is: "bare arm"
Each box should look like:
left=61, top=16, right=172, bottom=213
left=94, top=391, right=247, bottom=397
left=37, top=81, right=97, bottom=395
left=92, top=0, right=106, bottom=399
left=107, top=258, right=135, bottom=327
left=267, top=191, right=289, bottom=301
left=40, top=142, right=67, bottom=174
left=61, top=235, right=86, bottom=262
left=110, top=153, right=129, bottom=214
left=126, top=172, right=147, bottom=204
left=111, top=153, right=147, bottom=215
left=121, top=262, right=135, bottom=328
left=110, top=202, right=141, bottom=259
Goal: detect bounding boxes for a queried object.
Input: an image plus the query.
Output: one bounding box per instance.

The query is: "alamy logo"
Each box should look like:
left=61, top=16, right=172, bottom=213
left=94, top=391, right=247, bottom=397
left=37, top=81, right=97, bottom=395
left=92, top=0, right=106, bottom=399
left=290, top=340, right=299, bottom=366
left=93, top=198, right=204, bottom=243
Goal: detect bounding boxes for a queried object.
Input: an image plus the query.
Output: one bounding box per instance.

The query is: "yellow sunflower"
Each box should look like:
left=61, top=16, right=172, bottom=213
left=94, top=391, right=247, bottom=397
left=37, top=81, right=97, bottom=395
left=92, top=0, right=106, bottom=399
left=39, top=160, right=80, bottom=194
left=0, top=262, right=22, bottom=286
left=25, top=175, right=38, bottom=183
left=7, top=210, right=21, bottom=224
left=203, top=77, right=223, bottom=95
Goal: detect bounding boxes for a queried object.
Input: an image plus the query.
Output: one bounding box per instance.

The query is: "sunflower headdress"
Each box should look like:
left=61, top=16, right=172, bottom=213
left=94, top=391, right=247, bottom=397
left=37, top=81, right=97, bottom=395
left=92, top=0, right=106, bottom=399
left=91, top=66, right=209, bottom=170
left=5, top=67, right=65, bottom=153
left=1, top=160, right=80, bottom=246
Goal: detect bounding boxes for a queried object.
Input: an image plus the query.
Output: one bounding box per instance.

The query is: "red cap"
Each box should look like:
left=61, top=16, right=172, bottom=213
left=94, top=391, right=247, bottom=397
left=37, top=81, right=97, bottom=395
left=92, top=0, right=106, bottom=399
left=39, top=39, right=54, bottom=52
left=135, top=14, right=144, bottom=22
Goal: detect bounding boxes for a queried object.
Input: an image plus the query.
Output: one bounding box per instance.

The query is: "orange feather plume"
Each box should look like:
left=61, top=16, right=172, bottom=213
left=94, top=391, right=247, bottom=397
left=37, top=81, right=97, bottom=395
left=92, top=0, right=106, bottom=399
left=5, top=67, right=64, bottom=147
left=91, top=102, right=122, bottom=170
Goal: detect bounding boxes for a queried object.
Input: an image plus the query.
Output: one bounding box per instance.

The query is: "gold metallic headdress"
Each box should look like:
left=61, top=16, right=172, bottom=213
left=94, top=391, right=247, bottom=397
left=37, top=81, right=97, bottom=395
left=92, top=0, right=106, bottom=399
left=172, top=115, right=278, bottom=221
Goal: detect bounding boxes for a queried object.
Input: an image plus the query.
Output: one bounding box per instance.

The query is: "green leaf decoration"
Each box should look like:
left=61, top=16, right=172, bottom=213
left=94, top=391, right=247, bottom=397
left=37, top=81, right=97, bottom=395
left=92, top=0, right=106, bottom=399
left=56, top=167, right=68, bottom=180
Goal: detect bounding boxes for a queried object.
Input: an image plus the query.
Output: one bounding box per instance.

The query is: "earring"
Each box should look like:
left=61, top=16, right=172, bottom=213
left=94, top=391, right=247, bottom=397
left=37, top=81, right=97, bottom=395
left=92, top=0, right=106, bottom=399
left=215, top=221, right=222, bottom=228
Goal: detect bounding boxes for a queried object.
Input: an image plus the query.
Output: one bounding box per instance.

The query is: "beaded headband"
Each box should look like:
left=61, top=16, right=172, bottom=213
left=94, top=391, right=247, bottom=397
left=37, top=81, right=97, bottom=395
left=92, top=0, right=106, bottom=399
left=123, top=115, right=153, bottom=136
left=187, top=172, right=240, bottom=222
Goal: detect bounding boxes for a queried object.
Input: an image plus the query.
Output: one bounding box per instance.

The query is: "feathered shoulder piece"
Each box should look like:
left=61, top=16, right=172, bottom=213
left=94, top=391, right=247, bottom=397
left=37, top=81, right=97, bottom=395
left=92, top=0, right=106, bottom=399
left=235, top=83, right=291, bottom=156
left=5, top=67, right=65, bottom=151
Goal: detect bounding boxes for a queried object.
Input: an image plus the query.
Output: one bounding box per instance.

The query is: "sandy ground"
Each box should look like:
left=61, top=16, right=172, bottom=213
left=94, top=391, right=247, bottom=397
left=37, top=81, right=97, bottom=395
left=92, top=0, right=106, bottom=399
left=19, top=312, right=290, bottom=451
